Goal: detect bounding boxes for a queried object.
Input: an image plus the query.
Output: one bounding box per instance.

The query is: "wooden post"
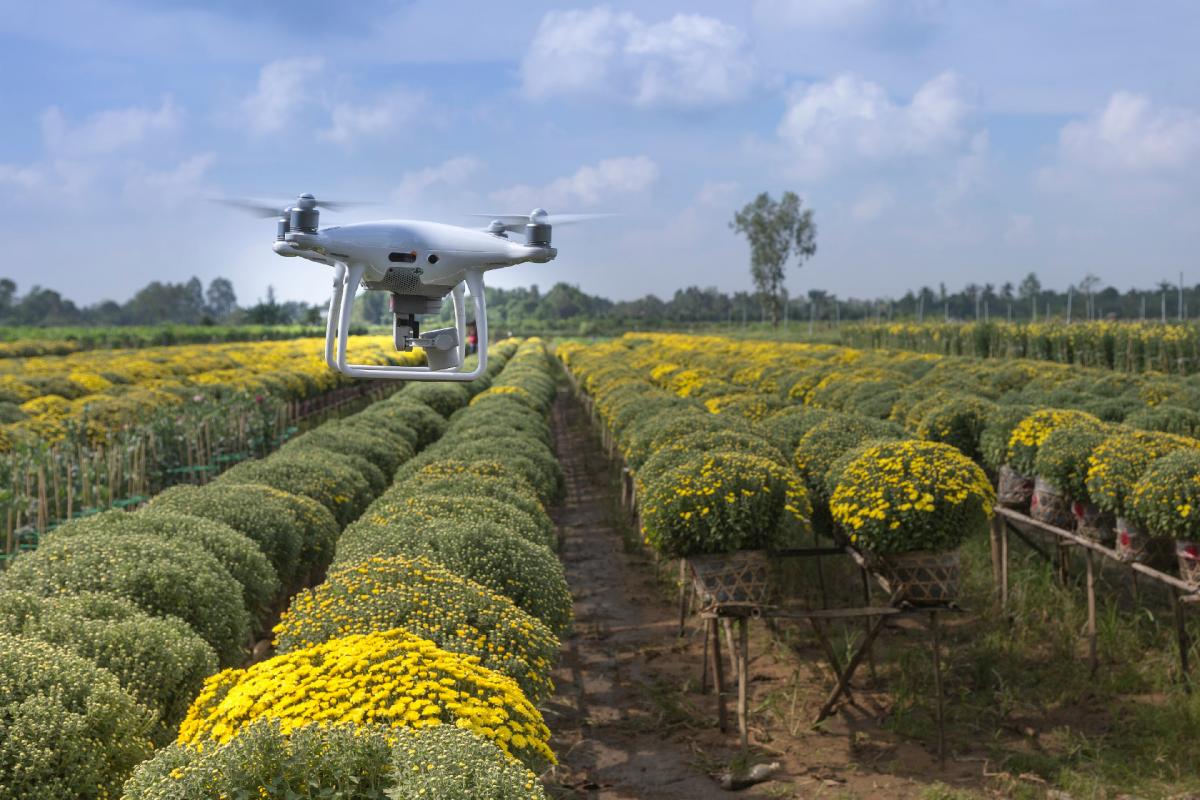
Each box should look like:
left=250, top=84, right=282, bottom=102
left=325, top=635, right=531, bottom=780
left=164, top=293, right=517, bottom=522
left=1173, top=589, right=1191, bottom=693
left=738, top=616, right=750, bottom=750
left=930, top=610, right=946, bottom=768
left=1000, top=521, right=1010, bottom=612
left=722, top=618, right=740, bottom=687
left=710, top=617, right=727, bottom=732
left=860, top=566, right=877, bottom=680
left=1085, top=549, right=1098, bottom=676
left=990, top=515, right=1003, bottom=596
left=678, top=559, right=689, bottom=637
left=701, top=617, right=711, bottom=693
left=1057, top=541, right=1071, bottom=586
left=815, top=554, right=829, bottom=609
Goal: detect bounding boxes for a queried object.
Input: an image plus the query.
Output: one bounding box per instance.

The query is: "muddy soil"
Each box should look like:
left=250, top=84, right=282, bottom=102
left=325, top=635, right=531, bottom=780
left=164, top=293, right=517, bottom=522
left=542, top=389, right=994, bottom=799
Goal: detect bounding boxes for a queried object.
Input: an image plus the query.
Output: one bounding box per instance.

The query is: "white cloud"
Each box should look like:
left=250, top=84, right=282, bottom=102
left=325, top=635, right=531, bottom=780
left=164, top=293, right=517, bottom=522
left=319, top=89, right=425, bottom=146
left=394, top=156, right=481, bottom=198
left=124, top=153, right=216, bottom=208
left=695, top=180, right=739, bottom=207
left=851, top=184, right=895, bottom=221
left=521, top=7, right=756, bottom=109
left=40, top=96, right=179, bottom=157
left=777, top=71, right=973, bottom=176
left=491, top=156, right=658, bottom=211
left=1057, top=91, right=1200, bottom=173
left=752, top=0, right=944, bottom=31
left=242, top=58, right=324, bottom=137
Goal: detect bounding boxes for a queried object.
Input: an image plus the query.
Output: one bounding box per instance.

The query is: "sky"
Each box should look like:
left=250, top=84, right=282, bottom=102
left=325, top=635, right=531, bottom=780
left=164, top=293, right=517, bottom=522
left=1, top=0, right=1198, bottom=307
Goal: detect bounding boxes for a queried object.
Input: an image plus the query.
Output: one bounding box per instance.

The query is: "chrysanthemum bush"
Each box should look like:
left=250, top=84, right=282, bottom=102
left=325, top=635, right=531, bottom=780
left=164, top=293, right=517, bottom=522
left=404, top=382, right=473, bottom=418
left=1032, top=423, right=1112, bottom=500
left=216, top=448, right=374, bottom=526
left=123, top=719, right=547, bottom=800
left=273, top=555, right=559, bottom=704
left=0, top=590, right=215, bottom=743
left=368, top=396, right=447, bottom=449
left=353, top=492, right=555, bottom=553
left=914, top=394, right=998, bottom=462
left=1086, top=429, right=1200, bottom=518
left=1129, top=450, right=1200, bottom=540
left=148, top=482, right=322, bottom=588
left=793, top=414, right=905, bottom=506
left=1005, top=408, right=1105, bottom=476
left=331, top=517, right=570, bottom=637
left=0, top=633, right=154, bottom=800
left=0, top=529, right=250, bottom=665
left=281, top=418, right=415, bottom=477
left=53, top=508, right=279, bottom=624
left=755, top=405, right=835, bottom=454
left=177, top=628, right=555, bottom=770
left=636, top=430, right=788, bottom=494
left=405, top=458, right=547, bottom=521
left=640, top=450, right=812, bottom=558
left=831, top=439, right=995, bottom=555
left=979, top=404, right=1037, bottom=471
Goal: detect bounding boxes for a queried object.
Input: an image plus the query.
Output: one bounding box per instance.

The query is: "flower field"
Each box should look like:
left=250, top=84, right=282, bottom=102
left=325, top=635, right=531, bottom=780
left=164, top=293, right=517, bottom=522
left=0, top=336, right=570, bottom=798
left=0, top=336, right=420, bottom=562
left=839, top=319, right=1200, bottom=374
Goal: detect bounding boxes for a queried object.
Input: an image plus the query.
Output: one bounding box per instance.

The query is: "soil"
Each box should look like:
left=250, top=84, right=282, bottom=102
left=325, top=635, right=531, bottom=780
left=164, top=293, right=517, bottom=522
left=541, top=388, right=996, bottom=800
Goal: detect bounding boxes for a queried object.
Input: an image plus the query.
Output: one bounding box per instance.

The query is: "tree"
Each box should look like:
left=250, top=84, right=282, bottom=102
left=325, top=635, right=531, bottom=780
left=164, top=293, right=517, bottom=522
left=730, top=191, right=817, bottom=326
left=1019, top=272, right=1041, bottom=320
left=205, top=278, right=238, bottom=320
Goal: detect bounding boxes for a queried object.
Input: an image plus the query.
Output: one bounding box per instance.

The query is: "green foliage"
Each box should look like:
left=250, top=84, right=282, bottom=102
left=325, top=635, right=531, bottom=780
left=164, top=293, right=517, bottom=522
left=1006, top=410, right=1105, bottom=478
left=1129, top=450, right=1200, bottom=540
left=637, top=429, right=787, bottom=494
left=370, top=396, right=447, bottom=448
left=0, top=590, right=215, bottom=743
left=122, top=720, right=396, bottom=800
left=0, top=531, right=250, bottom=665
left=147, top=482, right=306, bottom=587
left=754, top=404, right=836, bottom=453
left=402, top=382, right=472, bottom=418
left=274, top=556, right=559, bottom=704
left=217, top=448, right=374, bottom=526
left=914, top=394, right=998, bottom=462
left=979, top=403, right=1037, bottom=470
left=0, top=633, right=154, bottom=799
left=53, top=509, right=279, bottom=624
left=1127, top=405, right=1200, bottom=438
left=282, top=419, right=414, bottom=476
left=730, top=190, right=818, bottom=325
left=640, top=450, right=811, bottom=558
left=793, top=414, right=905, bottom=504
left=1033, top=423, right=1112, bottom=500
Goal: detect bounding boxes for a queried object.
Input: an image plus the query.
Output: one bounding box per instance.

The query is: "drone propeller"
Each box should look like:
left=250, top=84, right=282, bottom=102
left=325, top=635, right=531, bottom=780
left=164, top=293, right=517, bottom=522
left=212, top=194, right=375, bottom=218
left=472, top=211, right=617, bottom=233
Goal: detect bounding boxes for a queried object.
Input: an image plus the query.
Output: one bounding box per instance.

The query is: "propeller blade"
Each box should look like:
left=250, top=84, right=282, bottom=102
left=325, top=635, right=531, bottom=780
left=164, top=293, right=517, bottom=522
left=316, top=200, right=375, bottom=212
left=544, top=213, right=617, bottom=226
left=471, top=212, right=617, bottom=232
left=210, top=198, right=287, bottom=218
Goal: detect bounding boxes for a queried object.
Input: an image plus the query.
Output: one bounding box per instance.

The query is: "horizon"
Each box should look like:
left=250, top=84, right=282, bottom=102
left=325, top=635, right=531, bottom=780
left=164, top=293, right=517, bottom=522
left=2, top=1, right=1198, bottom=307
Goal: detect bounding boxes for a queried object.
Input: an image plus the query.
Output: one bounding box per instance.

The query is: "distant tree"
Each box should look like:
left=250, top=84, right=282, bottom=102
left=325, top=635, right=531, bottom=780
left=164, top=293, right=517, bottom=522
left=1019, top=272, right=1041, bottom=319
left=730, top=191, right=817, bottom=327
left=205, top=278, right=238, bottom=320
left=0, top=279, right=15, bottom=315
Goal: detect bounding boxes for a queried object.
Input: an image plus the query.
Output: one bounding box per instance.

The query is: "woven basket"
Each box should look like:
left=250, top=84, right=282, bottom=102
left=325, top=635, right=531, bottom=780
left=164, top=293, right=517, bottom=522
left=1177, top=541, right=1200, bottom=589
left=879, top=551, right=960, bottom=607
left=997, top=466, right=1035, bottom=512
left=687, top=550, right=775, bottom=609
left=1031, top=477, right=1073, bottom=530
left=1072, top=500, right=1114, bottom=545
left=1115, top=517, right=1174, bottom=567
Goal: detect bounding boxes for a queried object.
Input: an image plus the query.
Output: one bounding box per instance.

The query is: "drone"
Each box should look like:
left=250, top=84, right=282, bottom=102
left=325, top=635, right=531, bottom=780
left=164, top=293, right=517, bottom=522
left=223, top=193, right=605, bottom=381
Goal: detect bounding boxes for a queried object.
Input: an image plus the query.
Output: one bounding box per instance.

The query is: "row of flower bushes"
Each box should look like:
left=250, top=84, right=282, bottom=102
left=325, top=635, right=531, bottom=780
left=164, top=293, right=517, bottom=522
left=0, top=324, right=332, bottom=360
left=0, top=345, right=518, bottom=798
left=838, top=320, right=1200, bottom=375
left=563, top=334, right=1200, bottom=576
left=124, top=339, right=564, bottom=798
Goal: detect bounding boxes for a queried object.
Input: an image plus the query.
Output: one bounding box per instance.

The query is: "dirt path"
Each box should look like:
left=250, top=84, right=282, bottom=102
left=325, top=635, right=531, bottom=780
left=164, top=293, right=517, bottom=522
left=542, top=389, right=989, bottom=799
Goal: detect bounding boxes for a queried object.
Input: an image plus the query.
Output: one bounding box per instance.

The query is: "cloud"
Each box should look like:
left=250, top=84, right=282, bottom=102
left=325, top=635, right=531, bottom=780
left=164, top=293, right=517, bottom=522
left=521, top=7, right=756, bottom=109
left=41, top=96, right=180, bottom=157
left=754, top=0, right=940, bottom=29
left=851, top=184, right=895, bottom=221
left=491, top=156, right=658, bottom=211
left=242, top=57, right=324, bottom=137
left=319, top=89, right=425, bottom=146
left=124, top=153, right=217, bottom=209
left=695, top=180, right=739, bottom=207
left=394, top=156, right=481, bottom=198
left=777, top=71, right=973, bottom=176
left=1057, top=91, right=1200, bottom=173
left=1004, top=213, right=1035, bottom=246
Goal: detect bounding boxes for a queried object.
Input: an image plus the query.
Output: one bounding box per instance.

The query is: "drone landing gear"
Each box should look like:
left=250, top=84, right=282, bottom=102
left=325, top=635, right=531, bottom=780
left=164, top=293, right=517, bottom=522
left=325, top=263, right=488, bottom=382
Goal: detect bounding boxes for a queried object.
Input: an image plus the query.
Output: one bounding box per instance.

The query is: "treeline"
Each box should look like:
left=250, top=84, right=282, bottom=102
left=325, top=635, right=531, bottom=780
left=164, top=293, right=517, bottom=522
left=0, top=278, right=323, bottom=327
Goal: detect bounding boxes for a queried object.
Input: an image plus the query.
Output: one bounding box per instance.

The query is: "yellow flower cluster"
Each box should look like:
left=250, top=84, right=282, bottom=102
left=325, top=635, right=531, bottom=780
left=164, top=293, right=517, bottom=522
left=177, top=628, right=554, bottom=768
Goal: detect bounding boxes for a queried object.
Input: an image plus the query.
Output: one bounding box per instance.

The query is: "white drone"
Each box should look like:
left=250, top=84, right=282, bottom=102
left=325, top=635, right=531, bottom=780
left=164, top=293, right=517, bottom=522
left=225, top=193, right=605, bottom=381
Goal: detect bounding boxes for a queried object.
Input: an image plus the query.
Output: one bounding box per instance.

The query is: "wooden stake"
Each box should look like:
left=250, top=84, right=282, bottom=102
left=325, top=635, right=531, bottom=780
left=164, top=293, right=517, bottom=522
left=1085, top=549, right=1098, bottom=676
left=1174, top=589, right=1191, bottom=693
left=738, top=616, right=749, bottom=750
left=930, top=611, right=946, bottom=768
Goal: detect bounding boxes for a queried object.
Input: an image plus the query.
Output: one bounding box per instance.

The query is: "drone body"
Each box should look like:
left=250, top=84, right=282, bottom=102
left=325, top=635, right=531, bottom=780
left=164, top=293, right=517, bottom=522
left=236, top=193, right=596, bottom=381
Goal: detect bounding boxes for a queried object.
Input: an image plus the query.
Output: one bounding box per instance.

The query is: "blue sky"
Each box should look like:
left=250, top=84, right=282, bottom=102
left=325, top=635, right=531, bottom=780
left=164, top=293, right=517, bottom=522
left=1, top=0, right=1198, bottom=306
